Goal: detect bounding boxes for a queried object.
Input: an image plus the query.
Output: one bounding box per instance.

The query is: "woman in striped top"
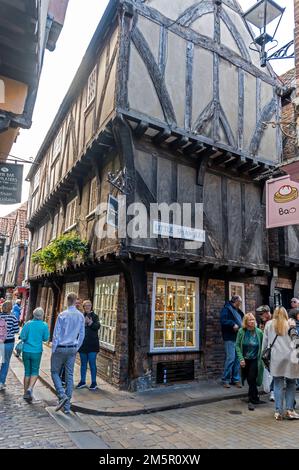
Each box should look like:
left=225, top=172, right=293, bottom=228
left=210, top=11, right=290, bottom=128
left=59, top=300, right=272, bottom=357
left=0, top=301, right=19, bottom=390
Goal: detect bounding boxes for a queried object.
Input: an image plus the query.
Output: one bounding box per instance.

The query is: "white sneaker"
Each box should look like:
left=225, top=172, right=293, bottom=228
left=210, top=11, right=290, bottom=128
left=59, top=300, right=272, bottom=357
left=0, top=383, right=5, bottom=391
left=269, top=391, right=275, bottom=402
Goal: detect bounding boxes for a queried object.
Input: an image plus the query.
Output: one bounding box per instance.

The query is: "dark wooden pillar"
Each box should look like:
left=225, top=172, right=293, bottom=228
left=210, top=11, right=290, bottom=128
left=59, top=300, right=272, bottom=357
left=50, top=280, right=63, bottom=340
left=26, top=281, right=39, bottom=321
left=122, top=259, right=151, bottom=391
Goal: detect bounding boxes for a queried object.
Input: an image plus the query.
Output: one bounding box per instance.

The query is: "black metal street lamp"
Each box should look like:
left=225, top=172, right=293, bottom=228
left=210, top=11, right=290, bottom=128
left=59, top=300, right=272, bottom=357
left=243, top=0, right=294, bottom=67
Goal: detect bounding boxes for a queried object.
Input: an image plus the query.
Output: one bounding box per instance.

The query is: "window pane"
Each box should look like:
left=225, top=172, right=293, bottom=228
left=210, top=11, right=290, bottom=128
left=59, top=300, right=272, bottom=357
left=155, top=312, right=164, bottom=329
left=186, top=330, right=195, bottom=347
left=165, top=329, right=174, bottom=348
left=176, top=330, right=185, bottom=347
left=154, top=330, right=164, bottom=348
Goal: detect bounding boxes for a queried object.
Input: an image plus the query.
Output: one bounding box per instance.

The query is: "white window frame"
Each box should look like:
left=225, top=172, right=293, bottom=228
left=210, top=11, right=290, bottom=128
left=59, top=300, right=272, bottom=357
left=88, top=176, right=98, bottom=215
left=86, top=66, right=97, bottom=108
left=63, top=282, right=80, bottom=309
left=65, top=197, right=78, bottom=231
left=93, top=275, right=119, bottom=352
left=36, top=225, right=45, bottom=251
left=52, top=129, right=62, bottom=161
left=150, top=273, right=200, bottom=353
left=229, top=282, right=245, bottom=314
left=51, top=213, right=59, bottom=241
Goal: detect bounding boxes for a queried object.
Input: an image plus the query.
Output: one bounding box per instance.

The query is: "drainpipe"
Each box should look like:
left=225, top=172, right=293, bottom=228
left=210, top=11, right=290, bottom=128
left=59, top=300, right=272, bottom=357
left=269, top=267, right=278, bottom=310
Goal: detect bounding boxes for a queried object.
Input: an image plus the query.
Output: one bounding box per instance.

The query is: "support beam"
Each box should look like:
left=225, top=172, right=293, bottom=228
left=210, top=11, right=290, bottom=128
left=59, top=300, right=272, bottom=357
left=134, top=120, right=149, bottom=139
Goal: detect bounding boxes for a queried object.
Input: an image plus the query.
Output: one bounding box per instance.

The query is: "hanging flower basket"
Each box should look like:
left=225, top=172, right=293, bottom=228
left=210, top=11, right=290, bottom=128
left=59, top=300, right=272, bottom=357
left=32, top=232, right=89, bottom=273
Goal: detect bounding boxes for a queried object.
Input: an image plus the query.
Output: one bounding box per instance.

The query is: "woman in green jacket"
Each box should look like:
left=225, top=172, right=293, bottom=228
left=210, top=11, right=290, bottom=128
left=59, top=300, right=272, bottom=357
left=235, top=312, right=264, bottom=410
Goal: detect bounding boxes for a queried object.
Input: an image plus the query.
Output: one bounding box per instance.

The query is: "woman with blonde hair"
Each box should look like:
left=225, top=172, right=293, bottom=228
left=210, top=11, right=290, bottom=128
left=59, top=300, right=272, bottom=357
left=262, top=306, right=299, bottom=420
left=236, top=313, right=264, bottom=410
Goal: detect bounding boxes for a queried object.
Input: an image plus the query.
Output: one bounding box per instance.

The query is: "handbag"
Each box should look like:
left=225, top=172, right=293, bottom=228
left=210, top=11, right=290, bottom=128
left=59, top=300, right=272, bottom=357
left=15, top=340, right=24, bottom=358
left=262, top=334, right=278, bottom=371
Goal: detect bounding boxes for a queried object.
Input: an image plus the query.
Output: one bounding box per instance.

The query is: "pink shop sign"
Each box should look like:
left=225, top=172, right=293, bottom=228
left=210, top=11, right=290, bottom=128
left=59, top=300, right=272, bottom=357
left=266, top=175, right=299, bottom=229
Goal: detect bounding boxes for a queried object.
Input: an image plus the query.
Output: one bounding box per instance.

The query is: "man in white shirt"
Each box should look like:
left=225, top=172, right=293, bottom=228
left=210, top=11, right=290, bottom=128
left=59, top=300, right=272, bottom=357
left=51, top=292, right=85, bottom=413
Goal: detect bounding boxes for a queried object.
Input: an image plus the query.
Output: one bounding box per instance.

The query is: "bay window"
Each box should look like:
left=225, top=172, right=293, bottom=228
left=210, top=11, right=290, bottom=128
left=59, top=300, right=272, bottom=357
left=151, top=274, right=199, bottom=352
left=93, top=275, right=119, bottom=351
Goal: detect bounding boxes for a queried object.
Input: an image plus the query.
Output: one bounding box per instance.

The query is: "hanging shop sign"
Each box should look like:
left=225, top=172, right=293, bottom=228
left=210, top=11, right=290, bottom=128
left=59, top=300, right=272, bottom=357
left=107, top=194, right=118, bottom=228
left=0, top=237, right=5, bottom=256
left=266, top=175, right=299, bottom=228
left=0, top=163, right=23, bottom=204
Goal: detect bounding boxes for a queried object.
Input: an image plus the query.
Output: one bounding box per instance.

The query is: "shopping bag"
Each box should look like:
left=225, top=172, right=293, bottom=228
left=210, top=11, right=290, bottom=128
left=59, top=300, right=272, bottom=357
left=263, top=368, right=272, bottom=394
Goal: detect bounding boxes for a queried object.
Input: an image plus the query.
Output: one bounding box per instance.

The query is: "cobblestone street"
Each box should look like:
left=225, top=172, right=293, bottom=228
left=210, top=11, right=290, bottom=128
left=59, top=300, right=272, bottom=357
left=2, top=367, right=299, bottom=449
left=0, top=371, right=76, bottom=449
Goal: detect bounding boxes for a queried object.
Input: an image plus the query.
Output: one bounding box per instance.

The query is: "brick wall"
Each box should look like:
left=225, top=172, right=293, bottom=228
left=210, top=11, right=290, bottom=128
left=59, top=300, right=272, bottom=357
left=282, top=98, right=296, bottom=161
left=204, top=279, right=225, bottom=378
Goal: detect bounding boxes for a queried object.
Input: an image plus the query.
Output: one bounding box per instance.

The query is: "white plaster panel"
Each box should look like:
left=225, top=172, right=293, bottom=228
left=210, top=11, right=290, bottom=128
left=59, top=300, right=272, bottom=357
left=219, top=58, right=238, bottom=144
left=128, top=43, right=165, bottom=121
left=101, top=57, right=117, bottom=125
left=258, top=124, right=279, bottom=163
left=190, top=13, right=214, bottom=38
left=220, top=19, right=240, bottom=55
left=192, top=47, right=213, bottom=128
left=260, top=81, right=274, bottom=110
left=138, top=15, right=160, bottom=63
left=165, top=32, right=186, bottom=128
left=144, top=0, right=199, bottom=20
left=222, top=5, right=259, bottom=67
left=109, top=27, right=119, bottom=62
left=243, top=72, right=257, bottom=150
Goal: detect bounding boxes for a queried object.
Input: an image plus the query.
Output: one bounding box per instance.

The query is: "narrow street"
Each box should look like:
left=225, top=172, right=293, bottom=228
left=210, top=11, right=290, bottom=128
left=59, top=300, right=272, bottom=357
left=2, top=361, right=299, bottom=449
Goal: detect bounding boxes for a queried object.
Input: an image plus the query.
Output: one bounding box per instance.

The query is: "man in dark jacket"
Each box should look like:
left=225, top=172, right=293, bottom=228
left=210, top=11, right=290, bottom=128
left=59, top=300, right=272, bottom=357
left=220, top=295, right=244, bottom=388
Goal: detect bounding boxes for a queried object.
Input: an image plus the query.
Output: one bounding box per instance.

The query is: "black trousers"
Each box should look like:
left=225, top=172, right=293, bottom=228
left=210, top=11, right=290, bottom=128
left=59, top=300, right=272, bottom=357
left=244, top=358, right=259, bottom=403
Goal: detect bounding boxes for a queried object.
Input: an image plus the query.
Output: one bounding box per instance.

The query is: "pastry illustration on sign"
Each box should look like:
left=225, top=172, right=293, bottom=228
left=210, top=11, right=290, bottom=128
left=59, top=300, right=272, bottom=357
left=274, top=185, right=299, bottom=203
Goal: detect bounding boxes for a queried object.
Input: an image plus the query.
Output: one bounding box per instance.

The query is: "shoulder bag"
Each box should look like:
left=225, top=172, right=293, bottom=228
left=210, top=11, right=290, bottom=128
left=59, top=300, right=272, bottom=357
left=262, top=334, right=278, bottom=371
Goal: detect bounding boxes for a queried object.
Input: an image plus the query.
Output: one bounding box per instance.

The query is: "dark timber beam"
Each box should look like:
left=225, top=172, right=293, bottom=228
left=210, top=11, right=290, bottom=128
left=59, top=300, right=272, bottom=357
left=134, top=120, right=149, bottom=139
left=184, top=141, right=206, bottom=156
left=152, top=129, right=171, bottom=145
left=211, top=152, right=233, bottom=166
left=169, top=136, right=189, bottom=151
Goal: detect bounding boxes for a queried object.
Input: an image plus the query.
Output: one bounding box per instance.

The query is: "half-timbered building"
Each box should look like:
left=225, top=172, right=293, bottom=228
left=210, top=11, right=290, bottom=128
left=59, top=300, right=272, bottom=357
left=26, top=0, right=286, bottom=391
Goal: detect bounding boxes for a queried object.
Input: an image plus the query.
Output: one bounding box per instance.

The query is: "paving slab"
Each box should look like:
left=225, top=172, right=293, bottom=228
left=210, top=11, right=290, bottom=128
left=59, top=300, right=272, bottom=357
left=67, top=431, right=110, bottom=449
left=13, top=345, right=252, bottom=416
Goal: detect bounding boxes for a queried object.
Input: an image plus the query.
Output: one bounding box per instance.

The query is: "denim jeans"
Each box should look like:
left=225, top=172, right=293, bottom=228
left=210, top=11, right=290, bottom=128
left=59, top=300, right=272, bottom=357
left=273, top=376, right=297, bottom=414
left=222, top=340, right=240, bottom=384
left=79, top=352, right=98, bottom=384
left=51, top=347, right=77, bottom=411
left=0, top=342, right=14, bottom=385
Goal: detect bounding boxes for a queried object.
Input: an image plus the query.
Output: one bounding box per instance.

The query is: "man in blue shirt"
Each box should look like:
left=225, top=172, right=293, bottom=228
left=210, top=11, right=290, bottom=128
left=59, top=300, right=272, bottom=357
left=51, top=292, right=85, bottom=414
left=220, top=295, right=244, bottom=389
left=12, top=299, right=22, bottom=323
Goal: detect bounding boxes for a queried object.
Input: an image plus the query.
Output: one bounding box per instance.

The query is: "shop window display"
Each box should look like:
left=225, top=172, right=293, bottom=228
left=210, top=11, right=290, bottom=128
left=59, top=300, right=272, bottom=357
left=152, top=274, right=199, bottom=352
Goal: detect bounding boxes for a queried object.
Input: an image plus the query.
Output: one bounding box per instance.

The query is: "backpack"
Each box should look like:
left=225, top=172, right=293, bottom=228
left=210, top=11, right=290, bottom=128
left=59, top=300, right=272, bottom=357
left=0, top=317, right=7, bottom=343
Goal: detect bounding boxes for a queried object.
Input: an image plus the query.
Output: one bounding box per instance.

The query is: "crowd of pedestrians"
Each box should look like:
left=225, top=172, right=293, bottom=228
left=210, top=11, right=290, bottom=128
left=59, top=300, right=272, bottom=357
left=0, top=293, right=100, bottom=414
left=221, top=295, right=299, bottom=420
left=1, top=292, right=299, bottom=421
